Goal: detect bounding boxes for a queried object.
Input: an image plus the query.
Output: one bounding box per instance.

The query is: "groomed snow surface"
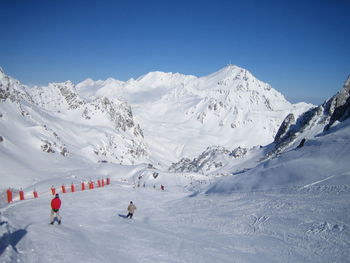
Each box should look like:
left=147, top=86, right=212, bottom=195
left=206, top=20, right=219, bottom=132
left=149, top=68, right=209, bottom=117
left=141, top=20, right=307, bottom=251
left=1, top=171, right=349, bottom=262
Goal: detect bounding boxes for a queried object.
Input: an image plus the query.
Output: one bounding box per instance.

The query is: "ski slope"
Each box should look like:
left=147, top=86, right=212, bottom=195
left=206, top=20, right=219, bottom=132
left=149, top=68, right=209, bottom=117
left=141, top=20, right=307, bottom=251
left=1, top=174, right=349, bottom=263
left=1, top=95, right=350, bottom=263
left=1, top=67, right=349, bottom=262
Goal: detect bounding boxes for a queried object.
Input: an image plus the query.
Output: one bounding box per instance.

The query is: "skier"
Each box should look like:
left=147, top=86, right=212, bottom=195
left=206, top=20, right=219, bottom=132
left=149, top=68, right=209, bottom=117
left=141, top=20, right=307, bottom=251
left=126, top=201, right=137, bottom=219
left=50, top=193, right=62, bottom=225
left=161, top=185, right=164, bottom=191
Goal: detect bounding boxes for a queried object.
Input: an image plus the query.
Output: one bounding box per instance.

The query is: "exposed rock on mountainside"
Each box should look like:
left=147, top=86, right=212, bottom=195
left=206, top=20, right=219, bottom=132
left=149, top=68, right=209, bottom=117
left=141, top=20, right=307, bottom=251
left=0, top=68, right=33, bottom=103
left=324, top=76, right=350, bottom=130
left=169, top=145, right=249, bottom=174
left=274, top=113, right=295, bottom=143
left=272, top=76, right=350, bottom=154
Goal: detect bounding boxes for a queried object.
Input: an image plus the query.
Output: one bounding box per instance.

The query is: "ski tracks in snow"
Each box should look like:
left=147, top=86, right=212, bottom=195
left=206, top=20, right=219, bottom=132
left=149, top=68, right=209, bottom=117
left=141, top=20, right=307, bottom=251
left=1, top=182, right=350, bottom=262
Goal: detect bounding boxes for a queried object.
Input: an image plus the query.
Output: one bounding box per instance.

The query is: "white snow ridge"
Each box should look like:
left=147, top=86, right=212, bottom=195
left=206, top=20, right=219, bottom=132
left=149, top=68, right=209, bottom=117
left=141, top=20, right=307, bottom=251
left=0, top=66, right=349, bottom=263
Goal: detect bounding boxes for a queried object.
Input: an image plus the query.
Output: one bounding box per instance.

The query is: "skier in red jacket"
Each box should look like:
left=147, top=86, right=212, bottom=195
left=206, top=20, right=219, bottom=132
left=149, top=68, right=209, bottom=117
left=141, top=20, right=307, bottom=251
left=50, top=193, right=62, bottom=225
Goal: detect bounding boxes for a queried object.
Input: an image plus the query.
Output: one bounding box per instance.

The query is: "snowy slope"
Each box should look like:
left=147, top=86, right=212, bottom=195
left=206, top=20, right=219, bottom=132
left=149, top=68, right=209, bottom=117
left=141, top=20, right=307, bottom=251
left=0, top=68, right=148, bottom=190
left=207, top=118, right=350, bottom=193
left=1, top=165, right=349, bottom=263
left=207, top=76, right=350, bottom=193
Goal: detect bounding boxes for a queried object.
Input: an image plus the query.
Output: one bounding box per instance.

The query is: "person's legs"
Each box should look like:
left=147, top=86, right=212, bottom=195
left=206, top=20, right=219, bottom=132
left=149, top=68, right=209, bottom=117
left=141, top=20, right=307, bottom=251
left=56, top=211, right=62, bottom=224
left=50, top=210, right=55, bottom=224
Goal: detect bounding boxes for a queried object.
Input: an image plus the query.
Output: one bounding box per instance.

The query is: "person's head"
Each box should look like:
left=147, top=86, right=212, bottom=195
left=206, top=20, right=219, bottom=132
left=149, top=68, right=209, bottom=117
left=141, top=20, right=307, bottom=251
left=130, top=201, right=133, bottom=204
left=55, top=193, right=59, bottom=198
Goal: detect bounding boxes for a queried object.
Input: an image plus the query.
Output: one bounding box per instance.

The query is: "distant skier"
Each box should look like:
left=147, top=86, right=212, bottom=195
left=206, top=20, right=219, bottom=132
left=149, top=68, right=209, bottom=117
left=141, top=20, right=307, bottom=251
left=161, top=185, right=164, bottom=191
left=126, top=201, right=137, bottom=219
left=50, top=193, right=62, bottom=225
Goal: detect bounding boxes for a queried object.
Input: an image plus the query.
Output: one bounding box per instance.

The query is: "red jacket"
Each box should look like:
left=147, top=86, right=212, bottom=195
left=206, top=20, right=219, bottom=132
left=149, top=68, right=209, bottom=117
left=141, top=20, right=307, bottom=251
left=51, top=197, right=61, bottom=210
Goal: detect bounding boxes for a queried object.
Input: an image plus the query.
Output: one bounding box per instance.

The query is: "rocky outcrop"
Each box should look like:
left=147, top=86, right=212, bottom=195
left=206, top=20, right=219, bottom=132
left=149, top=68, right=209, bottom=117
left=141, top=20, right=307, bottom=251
left=169, top=145, right=248, bottom=174
left=230, top=146, right=248, bottom=158
left=0, top=68, right=33, bottom=103
left=274, top=113, right=295, bottom=143
left=273, top=107, right=321, bottom=153
left=55, top=81, right=84, bottom=110
left=272, top=76, right=350, bottom=155
left=91, top=97, right=143, bottom=137
left=324, top=76, right=350, bottom=130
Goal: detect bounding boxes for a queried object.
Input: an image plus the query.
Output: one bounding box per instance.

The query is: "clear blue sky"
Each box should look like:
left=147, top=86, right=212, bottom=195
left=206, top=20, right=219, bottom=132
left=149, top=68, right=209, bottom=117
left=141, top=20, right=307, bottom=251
left=0, top=0, right=349, bottom=104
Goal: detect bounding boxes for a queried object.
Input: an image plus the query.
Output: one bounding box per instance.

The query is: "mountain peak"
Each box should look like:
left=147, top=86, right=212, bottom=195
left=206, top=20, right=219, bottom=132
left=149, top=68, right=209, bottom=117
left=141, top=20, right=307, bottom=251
left=0, top=67, right=10, bottom=82
left=202, top=64, right=252, bottom=83
left=222, top=64, right=244, bottom=72
left=345, top=75, right=350, bottom=87
left=216, top=64, right=247, bottom=74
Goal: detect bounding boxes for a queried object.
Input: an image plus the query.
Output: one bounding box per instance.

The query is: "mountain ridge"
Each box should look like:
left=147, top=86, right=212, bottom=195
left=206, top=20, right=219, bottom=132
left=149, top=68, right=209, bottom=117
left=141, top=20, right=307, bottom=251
left=1, top=65, right=313, bottom=188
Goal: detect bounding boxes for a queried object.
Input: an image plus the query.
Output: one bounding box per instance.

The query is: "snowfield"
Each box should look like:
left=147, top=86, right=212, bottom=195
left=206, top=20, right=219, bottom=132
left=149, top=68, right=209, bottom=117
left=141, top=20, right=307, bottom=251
left=1, top=175, right=349, bottom=263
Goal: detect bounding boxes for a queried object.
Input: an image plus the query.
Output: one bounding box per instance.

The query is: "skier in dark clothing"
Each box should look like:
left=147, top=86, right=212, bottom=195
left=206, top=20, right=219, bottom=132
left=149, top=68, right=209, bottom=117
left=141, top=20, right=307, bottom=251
left=126, top=201, right=136, bottom=219
left=50, top=193, right=62, bottom=225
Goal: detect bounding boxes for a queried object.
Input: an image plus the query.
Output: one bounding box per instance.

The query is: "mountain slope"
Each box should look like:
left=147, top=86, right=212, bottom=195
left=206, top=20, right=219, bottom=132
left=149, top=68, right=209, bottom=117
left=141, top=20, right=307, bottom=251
left=77, top=65, right=312, bottom=165
left=0, top=68, right=148, bottom=189
left=207, top=76, right=350, bottom=194
left=1, top=161, right=349, bottom=263
left=0, top=64, right=313, bottom=189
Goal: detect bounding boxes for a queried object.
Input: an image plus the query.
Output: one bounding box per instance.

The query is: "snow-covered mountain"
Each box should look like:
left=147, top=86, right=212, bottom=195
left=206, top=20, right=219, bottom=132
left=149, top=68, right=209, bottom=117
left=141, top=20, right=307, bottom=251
left=1, top=67, right=349, bottom=263
left=77, top=65, right=312, bottom=165
left=0, top=68, right=148, bottom=188
left=0, top=65, right=314, bottom=188
left=207, top=75, right=350, bottom=193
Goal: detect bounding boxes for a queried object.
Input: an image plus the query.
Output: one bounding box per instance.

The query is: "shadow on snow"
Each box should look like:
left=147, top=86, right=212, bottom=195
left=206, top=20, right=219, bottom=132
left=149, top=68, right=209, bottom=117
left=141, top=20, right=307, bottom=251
left=0, top=222, right=30, bottom=256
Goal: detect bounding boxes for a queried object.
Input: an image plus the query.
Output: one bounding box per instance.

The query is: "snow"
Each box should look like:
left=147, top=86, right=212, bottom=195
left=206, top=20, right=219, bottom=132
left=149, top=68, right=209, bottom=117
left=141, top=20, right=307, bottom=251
left=1, top=65, right=349, bottom=262
left=1, top=117, right=350, bottom=262
left=207, top=119, right=350, bottom=194
left=1, top=171, right=349, bottom=262
left=75, top=65, right=313, bottom=164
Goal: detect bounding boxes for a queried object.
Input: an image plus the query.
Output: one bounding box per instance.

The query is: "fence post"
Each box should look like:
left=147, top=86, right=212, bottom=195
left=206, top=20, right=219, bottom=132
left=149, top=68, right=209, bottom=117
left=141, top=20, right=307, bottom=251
left=62, top=185, right=66, bottom=194
left=106, top=178, right=110, bottom=185
left=98, top=179, right=101, bottom=188
left=81, top=182, right=85, bottom=191
left=7, top=188, right=12, bottom=203
left=19, top=189, right=25, bottom=200
left=102, top=178, right=105, bottom=187
left=71, top=183, right=75, bottom=193
left=51, top=186, right=56, bottom=195
left=33, top=190, right=38, bottom=198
